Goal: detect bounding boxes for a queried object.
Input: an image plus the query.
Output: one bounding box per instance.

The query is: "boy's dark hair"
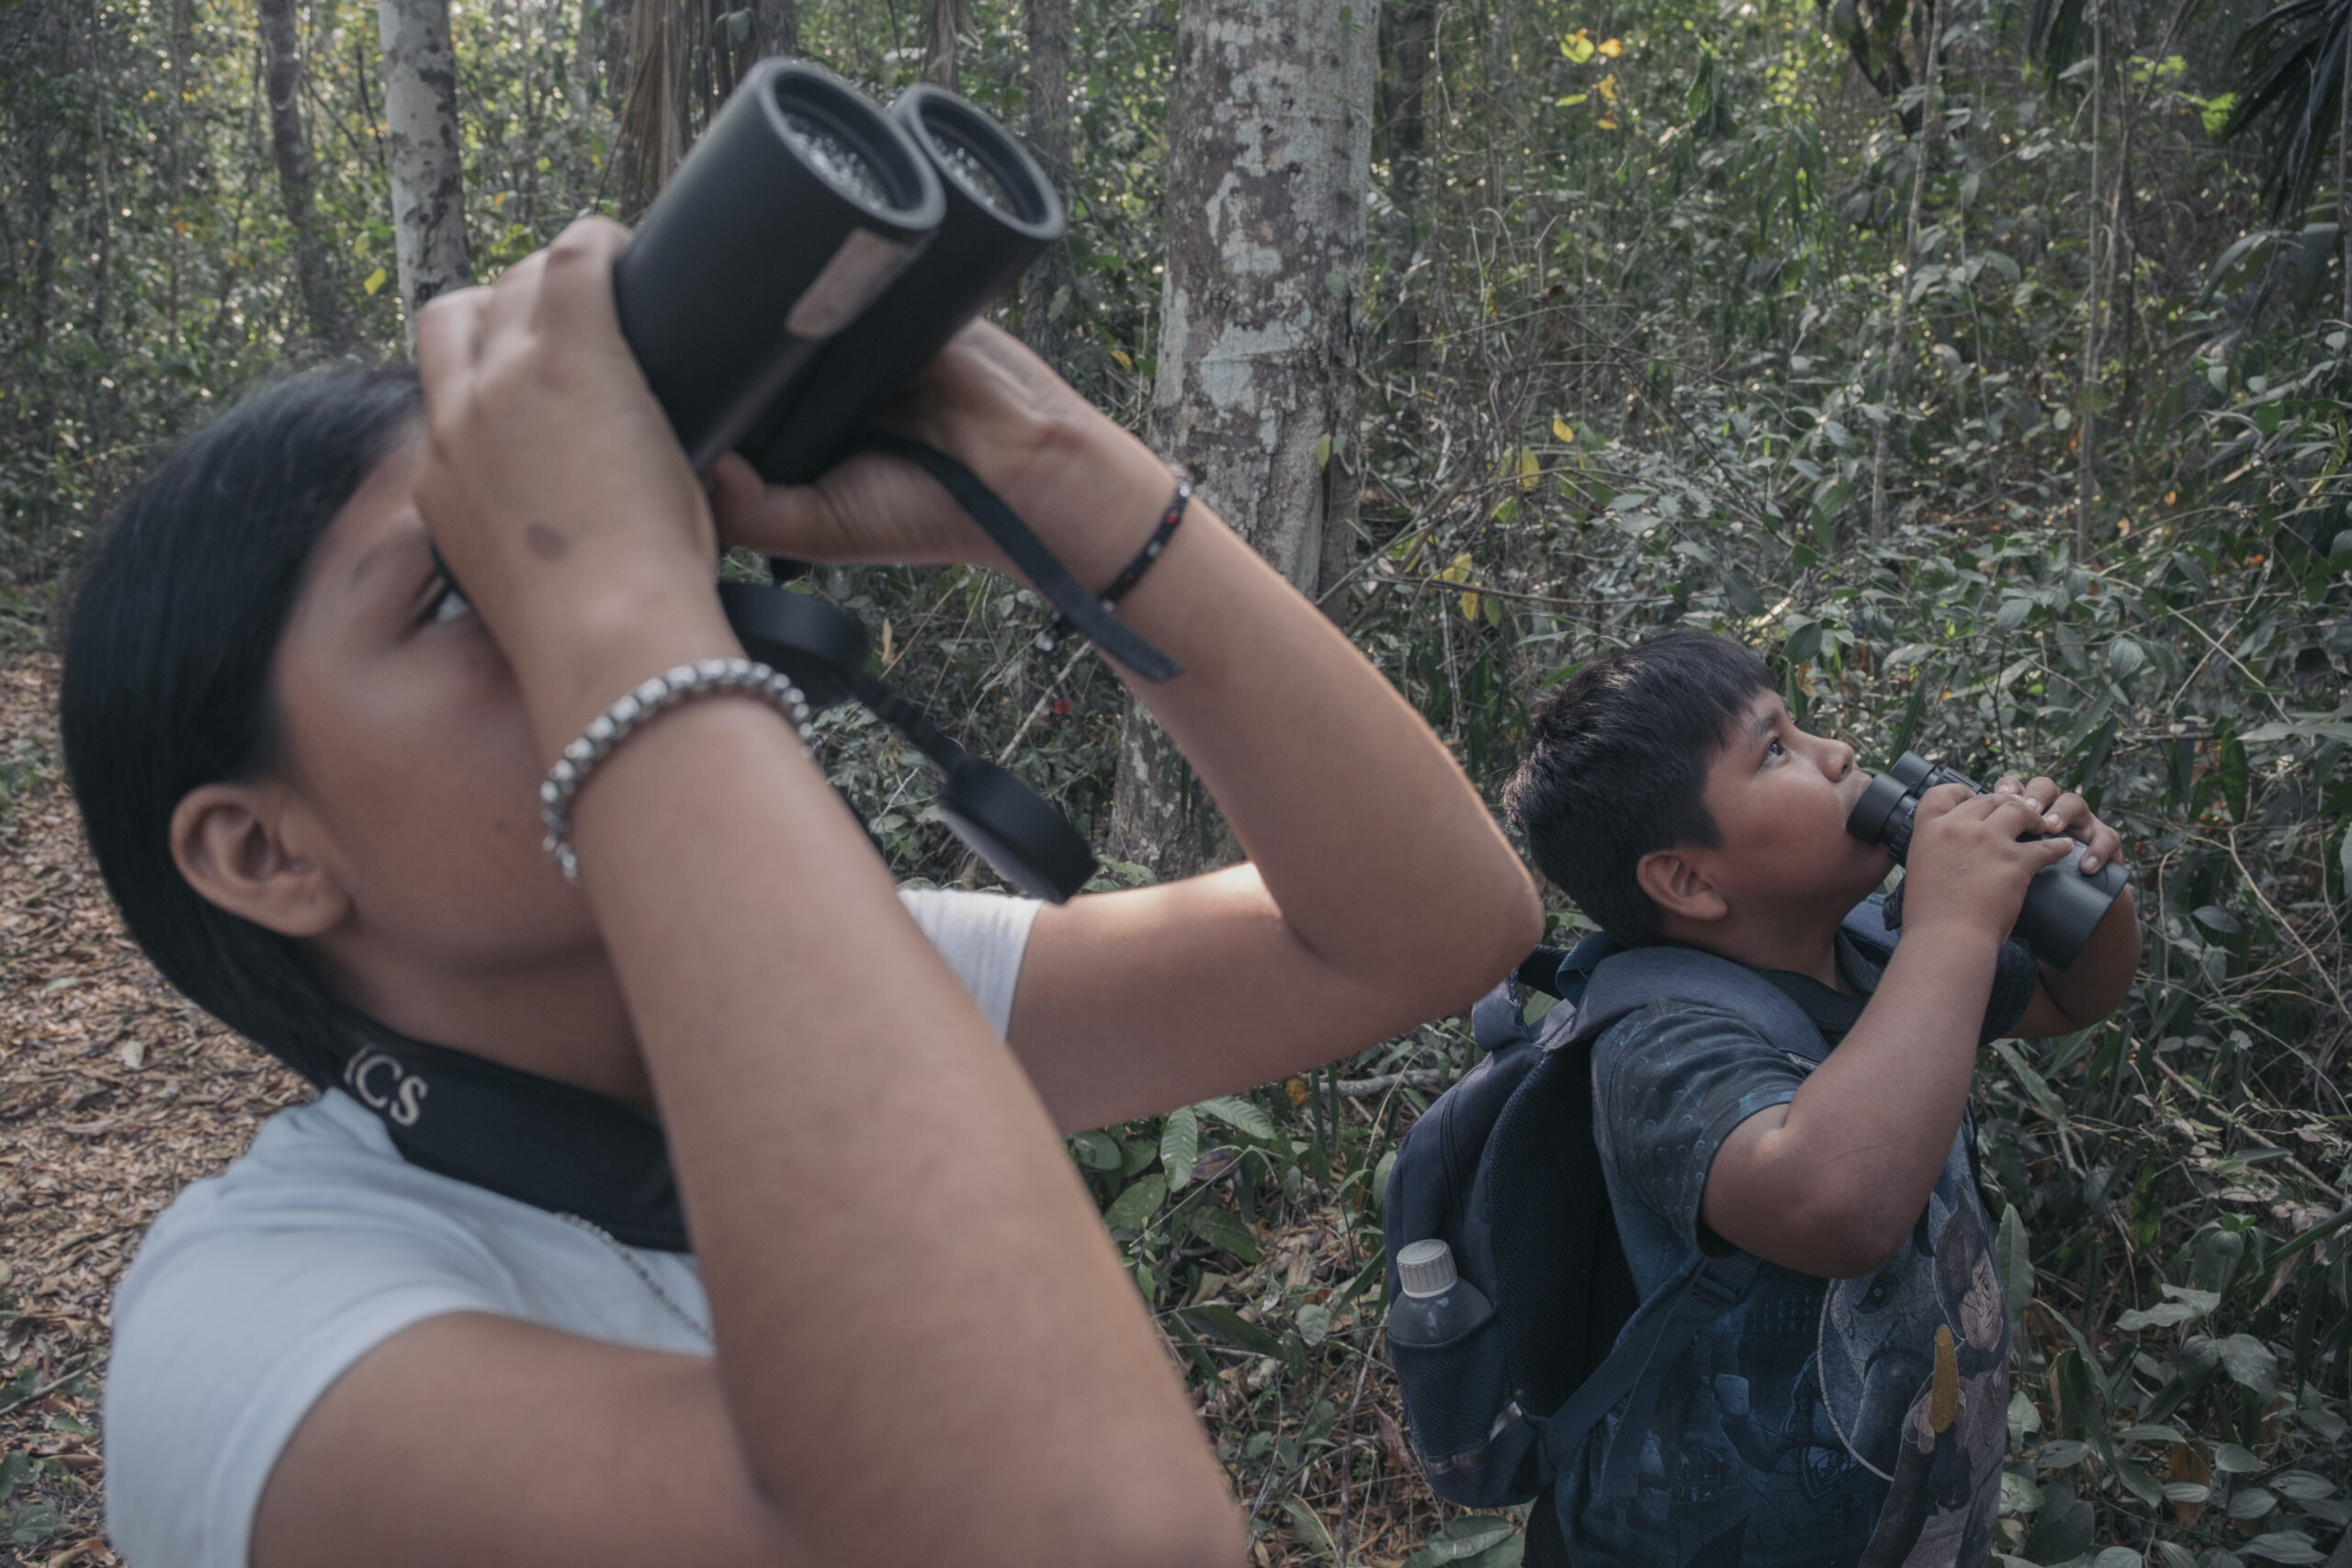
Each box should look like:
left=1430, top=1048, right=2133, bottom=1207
left=1504, top=630, right=1773, bottom=944
left=60, top=367, right=423, bottom=1087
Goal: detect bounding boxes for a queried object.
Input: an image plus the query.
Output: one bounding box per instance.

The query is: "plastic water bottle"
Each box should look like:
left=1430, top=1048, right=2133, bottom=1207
left=1387, top=1238, right=1493, bottom=1345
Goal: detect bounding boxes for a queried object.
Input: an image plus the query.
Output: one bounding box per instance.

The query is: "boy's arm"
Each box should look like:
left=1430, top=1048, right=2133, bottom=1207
left=1994, top=773, right=2143, bottom=1037
left=1699, top=787, right=2075, bottom=1279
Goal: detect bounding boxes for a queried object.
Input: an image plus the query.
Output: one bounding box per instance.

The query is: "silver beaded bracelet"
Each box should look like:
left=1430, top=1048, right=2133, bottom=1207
left=538, top=657, right=815, bottom=885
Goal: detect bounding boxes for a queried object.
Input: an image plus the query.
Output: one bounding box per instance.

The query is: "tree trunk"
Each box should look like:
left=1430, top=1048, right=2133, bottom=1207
left=1105, top=0, right=1379, bottom=876
left=2339, top=8, right=2350, bottom=325
left=2076, top=0, right=2103, bottom=549
left=1378, top=0, right=1432, bottom=371
left=1868, top=4, right=1940, bottom=541
left=1020, top=0, right=1073, bottom=372
left=377, top=0, right=470, bottom=341
left=261, top=0, right=350, bottom=351
left=756, top=0, right=796, bottom=58
left=924, top=0, right=968, bottom=88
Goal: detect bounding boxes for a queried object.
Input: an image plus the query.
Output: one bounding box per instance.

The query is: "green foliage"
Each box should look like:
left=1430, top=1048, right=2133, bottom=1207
left=4, top=0, right=2351, bottom=1556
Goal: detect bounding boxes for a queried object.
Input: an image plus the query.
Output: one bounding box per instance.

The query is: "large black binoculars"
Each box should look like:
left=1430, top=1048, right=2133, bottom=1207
left=604, top=60, right=1158, bottom=904
left=1847, top=752, right=2129, bottom=971
left=613, top=60, right=1065, bottom=481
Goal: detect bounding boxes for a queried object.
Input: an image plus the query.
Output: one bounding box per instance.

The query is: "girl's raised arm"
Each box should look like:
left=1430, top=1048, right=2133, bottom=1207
left=254, top=219, right=1242, bottom=1568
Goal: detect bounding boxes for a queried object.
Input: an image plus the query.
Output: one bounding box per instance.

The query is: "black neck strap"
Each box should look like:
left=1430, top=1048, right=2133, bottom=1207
left=336, top=1020, right=690, bottom=1252
left=840, top=433, right=1183, bottom=682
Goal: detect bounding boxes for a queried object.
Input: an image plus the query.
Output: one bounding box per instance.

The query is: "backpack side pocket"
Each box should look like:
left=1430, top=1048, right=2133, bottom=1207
left=1388, top=1307, right=1526, bottom=1506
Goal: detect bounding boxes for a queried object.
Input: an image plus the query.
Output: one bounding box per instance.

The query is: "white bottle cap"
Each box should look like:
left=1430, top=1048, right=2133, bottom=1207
left=1396, top=1238, right=1459, bottom=1299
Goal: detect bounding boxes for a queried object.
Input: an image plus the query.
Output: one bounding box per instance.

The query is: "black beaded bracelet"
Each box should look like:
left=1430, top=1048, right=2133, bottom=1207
left=1037, top=477, right=1193, bottom=654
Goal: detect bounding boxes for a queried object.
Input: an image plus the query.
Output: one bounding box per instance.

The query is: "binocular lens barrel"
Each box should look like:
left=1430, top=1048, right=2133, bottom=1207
left=612, top=61, right=945, bottom=472
left=612, top=62, right=1068, bottom=488
left=738, top=84, right=1068, bottom=486
left=1846, top=751, right=2128, bottom=971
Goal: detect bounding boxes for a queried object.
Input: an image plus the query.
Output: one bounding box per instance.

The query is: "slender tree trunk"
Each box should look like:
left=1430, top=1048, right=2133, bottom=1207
left=2339, top=12, right=2350, bottom=325
left=165, top=0, right=192, bottom=347
left=2077, top=0, right=2103, bottom=550
left=1379, top=0, right=1432, bottom=371
left=1106, top=0, right=1379, bottom=875
left=261, top=0, right=351, bottom=350
left=1869, top=4, right=1941, bottom=541
left=377, top=0, right=470, bottom=341
left=756, top=0, right=796, bottom=57
left=86, top=0, right=109, bottom=355
left=1020, top=0, right=1074, bottom=373
left=924, top=0, right=968, bottom=87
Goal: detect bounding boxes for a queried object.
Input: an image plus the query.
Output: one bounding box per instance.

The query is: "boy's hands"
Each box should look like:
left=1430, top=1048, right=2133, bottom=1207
left=1899, top=784, right=2076, bottom=945
left=1994, top=773, right=2122, bottom=874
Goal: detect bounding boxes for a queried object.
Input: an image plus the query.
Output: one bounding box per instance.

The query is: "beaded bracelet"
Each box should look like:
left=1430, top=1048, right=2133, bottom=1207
left=1036, top=476, right=1193, bottom=654
left=539, top=657, right=814, bottom=885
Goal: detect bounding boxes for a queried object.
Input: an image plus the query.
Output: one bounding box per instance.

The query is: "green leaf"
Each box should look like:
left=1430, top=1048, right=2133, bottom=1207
left=1159, top=1107, right=1199, bottom=1189
left=2108, top=637, right=2145, bottom=679
left=1998, top=1205, right=2034, bottom=1337
left=1068, top=1130, right=1123, bottom=1171
left=2269, top=1471, right=2337, bottom=1501
left=1284, top=1497, right=1339, bottom=1561
left=1403, top=1516, right=1520, bottom=1566
left=2211, top=1441, right=2263, bottom=1473
left=1187, top=1205, right=1261, bottom=1263
left=1194, top=1095, right=1276, bottom=1142
left=1178, top=1303, right=1283, bottom=1358
left=2089, top=1551, right=2143, bottom=1568
left=2117, top=1284, right=2220, bottom=1331
left=2239, top=1532, right=2327, bottom=1564
left=2228, top=1485, right=2279, bottom=1520
left=2119, top=1424, right=2188, bottom=1445
left=2214, top=1334, right=2279, bottom=1400
left=1996, top=595, right=2035, bottom=632
left=1102, top=1174, right=1166, bottom=1231
left=1995, top=1041, right=2069, bottom=1127
left=1296, top=1303, right=1332, bottom=1345
left=2111, top=1455, right=2165, bottom=1506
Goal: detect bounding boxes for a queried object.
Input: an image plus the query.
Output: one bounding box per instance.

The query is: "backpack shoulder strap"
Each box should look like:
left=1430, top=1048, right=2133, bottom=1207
left=1568, top=943, right=1831, bottom=1064
left=1839, top=893, right=1900, bottom=961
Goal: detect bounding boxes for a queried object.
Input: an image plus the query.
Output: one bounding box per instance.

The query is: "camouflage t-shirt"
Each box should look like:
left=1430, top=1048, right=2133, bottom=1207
left=1548, top=930, right=2040, bottom=1568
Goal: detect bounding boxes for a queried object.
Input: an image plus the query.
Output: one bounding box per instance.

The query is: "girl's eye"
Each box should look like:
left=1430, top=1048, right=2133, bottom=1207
left=429, top=581, right=474, bottom=624
left=1765, top=738, right=1785, bottom=761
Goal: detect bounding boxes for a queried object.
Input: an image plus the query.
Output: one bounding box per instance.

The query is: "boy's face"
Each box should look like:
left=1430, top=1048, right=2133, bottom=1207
left=1688, top=689, right=1892, bottom=919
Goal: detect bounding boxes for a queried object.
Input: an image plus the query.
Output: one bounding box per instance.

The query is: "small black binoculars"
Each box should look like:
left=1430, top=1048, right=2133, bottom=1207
left=1847, top=752, right=2129, bottom=970
left=603, top=59, right=1148, bottom=904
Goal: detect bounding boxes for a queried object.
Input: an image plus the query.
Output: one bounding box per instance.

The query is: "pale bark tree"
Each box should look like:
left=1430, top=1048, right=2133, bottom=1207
left=1020, top=0, right=1074, bottom=372
left=260, top=0, right=350, bottom=351
left=376, top=0, right=470, bottom=341
left=1106, top=0, right=1378, bottom=875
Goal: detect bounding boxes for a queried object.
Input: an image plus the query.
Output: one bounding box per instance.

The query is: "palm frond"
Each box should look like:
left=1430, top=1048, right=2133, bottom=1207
left=2223, top=0, right=2352, bottom=220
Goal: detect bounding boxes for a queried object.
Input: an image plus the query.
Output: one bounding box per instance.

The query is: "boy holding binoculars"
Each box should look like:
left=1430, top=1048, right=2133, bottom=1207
left=1500, top=630, right=2140, bottom=1568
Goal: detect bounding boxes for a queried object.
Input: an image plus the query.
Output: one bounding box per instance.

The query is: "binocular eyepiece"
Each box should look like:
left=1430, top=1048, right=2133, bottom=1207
left=1847, top=752, right=2128, bottom=971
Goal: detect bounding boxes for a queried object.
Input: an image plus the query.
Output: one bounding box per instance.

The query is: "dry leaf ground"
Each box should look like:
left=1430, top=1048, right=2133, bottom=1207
left=0, top=651, right=1464, bottom=1566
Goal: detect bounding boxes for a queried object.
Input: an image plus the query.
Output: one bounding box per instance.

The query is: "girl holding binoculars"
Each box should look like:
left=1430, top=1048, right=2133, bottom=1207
left=62, top=218, right=1541, bottom=1566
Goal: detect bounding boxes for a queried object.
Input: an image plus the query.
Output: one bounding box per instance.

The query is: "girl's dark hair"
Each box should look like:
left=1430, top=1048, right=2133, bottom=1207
left=1503, top=630, right=1773, bottom=944
left=59, top=367, right=423, bottom=1086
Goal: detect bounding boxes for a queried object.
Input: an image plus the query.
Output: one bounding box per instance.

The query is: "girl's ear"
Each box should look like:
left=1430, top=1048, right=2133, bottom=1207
left=170, top=782, right=350, bottom=939
left=1635, top=847, right=1729, bottom=926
